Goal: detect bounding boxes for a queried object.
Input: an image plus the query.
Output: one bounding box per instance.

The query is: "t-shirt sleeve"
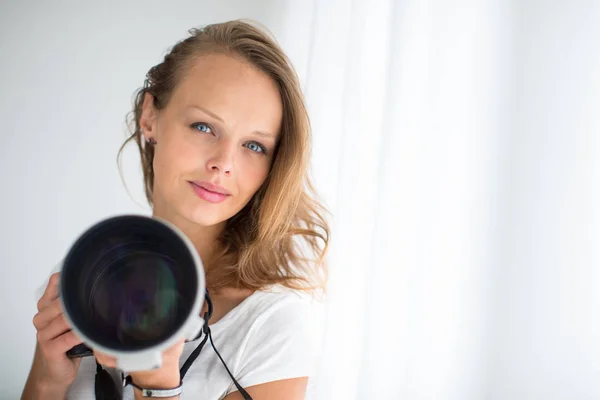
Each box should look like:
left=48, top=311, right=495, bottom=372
left=228, top=295, right=321, bottom=393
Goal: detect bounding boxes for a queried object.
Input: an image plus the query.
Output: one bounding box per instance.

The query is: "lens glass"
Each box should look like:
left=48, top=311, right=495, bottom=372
left=61, top=216, right=199, bottom=351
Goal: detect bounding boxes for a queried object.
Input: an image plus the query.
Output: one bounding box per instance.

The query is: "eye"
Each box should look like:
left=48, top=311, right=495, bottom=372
left=191, top=122, right=213, bottom=134
left=245, top=141, right=267, bottom=155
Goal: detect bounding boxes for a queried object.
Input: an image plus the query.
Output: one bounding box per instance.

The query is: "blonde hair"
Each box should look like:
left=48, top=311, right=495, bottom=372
left=118, top=20, right=329, bottom=294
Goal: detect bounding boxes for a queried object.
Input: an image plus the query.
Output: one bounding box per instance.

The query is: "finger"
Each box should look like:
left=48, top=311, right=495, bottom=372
left=37, top=313, right=70, bottom=343
left=171, top=338, right=185, bottom=352
left=37, top=273, right=61, bottom=311
left=162, top=338, right=185, bottom=355
left=163, top=338, right=186, bottom=361
left=93, top=350, right=117, bottom=368
left=33, top=297, right=63, bottom=331
left=42, top=330, right=83, bottom=360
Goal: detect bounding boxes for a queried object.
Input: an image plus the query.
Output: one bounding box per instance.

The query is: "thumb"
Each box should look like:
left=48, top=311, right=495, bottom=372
left=71, top=356, right=82, bottom=368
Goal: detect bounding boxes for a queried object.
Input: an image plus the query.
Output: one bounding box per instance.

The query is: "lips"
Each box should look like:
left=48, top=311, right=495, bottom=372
left=189, top=181, right=231, bottom=203
left=191, top=181, right=231, bottom=195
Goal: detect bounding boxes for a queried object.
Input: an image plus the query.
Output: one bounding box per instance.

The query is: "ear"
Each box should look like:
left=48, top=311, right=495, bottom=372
left=139, top=92, right=158, bottom=142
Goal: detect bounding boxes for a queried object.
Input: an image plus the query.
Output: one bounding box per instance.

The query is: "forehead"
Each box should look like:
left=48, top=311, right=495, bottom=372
left=169, top=53, right=283, bottom=133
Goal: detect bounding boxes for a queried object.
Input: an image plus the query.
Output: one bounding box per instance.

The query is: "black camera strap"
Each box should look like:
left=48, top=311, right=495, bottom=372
left=181, top=292, right=252, bottom=399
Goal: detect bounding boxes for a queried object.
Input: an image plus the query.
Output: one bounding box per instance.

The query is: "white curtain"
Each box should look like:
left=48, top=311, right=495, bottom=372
left=287, top=0, right=600, bottom=399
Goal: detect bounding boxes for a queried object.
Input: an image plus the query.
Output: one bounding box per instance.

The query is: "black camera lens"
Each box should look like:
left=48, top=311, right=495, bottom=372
left=61, top=215, right=199, bottom=352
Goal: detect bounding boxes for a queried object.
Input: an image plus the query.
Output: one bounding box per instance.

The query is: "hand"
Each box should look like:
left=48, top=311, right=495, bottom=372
left=32, top=272, right=84, bottom=389
left=94, top=338, right=185, bottom=389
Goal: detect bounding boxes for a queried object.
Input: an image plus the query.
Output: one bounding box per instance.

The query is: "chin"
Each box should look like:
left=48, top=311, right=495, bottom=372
left=184, top=204, right=231, bottom=227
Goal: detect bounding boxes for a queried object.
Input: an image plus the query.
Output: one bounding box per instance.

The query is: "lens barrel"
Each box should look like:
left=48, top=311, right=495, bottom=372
left=61, top=215, right=205, bottom=370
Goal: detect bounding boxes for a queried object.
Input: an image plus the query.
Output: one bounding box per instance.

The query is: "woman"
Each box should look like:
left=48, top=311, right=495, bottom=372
left=21, top=19, right=329, bottom=400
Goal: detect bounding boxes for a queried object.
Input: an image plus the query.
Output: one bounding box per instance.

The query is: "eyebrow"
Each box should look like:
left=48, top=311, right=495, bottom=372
left=187, top=105, right=276, bottom=140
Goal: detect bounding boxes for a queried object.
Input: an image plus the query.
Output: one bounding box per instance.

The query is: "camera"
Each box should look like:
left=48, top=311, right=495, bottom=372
left=60, top=215, right=206, bottom=372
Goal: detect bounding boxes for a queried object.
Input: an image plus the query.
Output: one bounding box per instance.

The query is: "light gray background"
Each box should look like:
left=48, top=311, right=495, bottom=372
left=0, top=1, right=317, bottom=398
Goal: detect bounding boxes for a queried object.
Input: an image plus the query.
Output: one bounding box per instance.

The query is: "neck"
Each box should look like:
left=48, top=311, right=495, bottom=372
left=151, top=203, right=225, bottom=267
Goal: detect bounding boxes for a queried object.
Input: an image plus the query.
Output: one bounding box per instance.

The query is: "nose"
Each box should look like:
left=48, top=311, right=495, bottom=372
left=206, top=140, right=234, bottom=176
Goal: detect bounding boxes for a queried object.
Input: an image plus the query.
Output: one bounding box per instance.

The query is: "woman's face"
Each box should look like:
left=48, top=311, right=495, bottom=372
left=140, top=53, right=282, bottom=228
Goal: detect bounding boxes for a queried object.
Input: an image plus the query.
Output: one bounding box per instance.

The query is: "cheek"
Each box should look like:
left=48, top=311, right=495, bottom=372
left=236, top=160, right=270, bottom=200
left=153, top=137, right=199, bottom=183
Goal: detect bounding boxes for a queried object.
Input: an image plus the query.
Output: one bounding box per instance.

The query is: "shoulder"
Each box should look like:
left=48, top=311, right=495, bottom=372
left=222, top=286, right=322, bottom=395
left=218, top=285, right=318, bottom=351
left=245, top=286, right=317, bottom=346
left=217, top=285, right=317, bottom=331
left=249, top=286, right=315, bottom=324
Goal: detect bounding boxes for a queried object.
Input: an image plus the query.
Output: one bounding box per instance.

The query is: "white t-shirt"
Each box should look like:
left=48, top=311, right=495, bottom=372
left=35, top=264, right=321, bottom=399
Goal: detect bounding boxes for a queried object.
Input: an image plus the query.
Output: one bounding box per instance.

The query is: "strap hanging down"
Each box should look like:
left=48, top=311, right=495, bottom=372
left=179, top=291, right=253, bottom=400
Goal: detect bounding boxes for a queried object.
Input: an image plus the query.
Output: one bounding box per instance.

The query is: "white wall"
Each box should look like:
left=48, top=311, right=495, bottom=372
left=0, top=1, right=315, bottom=397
